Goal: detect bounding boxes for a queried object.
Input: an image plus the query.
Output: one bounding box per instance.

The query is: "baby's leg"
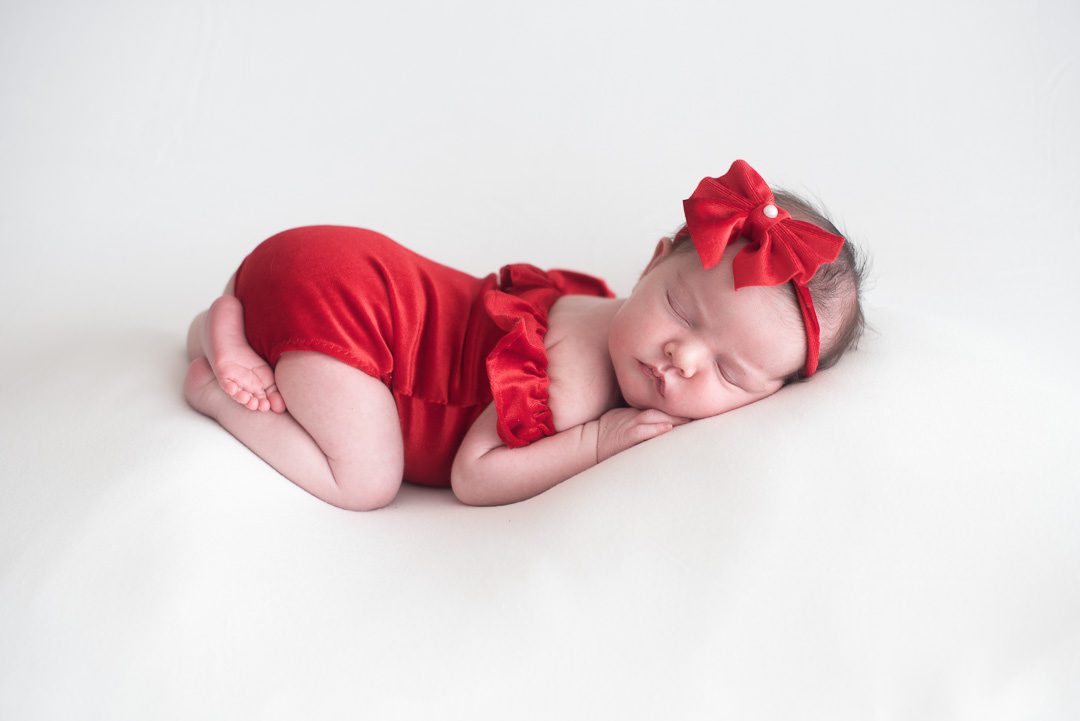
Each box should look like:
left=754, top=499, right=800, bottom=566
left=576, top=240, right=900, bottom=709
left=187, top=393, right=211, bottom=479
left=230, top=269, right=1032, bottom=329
left=186, top=272, right=286, bottom=413
left=183, top=350, right=404, bottom=511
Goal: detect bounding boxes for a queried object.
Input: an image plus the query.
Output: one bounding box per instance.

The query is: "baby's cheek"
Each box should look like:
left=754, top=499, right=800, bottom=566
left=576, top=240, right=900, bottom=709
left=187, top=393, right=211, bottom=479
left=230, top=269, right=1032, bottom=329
left=612, top=367, right=642, bottom=409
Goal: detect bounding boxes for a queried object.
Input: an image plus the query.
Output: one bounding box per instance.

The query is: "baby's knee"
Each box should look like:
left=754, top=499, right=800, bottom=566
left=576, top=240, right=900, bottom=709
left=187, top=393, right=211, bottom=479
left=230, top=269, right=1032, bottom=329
left=335, top=483, right=400, bottom=512
left=330, top=462, right=402, bottom=512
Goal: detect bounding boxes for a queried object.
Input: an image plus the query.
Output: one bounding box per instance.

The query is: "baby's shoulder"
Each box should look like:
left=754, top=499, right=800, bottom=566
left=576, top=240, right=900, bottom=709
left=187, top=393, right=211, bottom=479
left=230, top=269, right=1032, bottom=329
left=544, top=296, right=621, bottom=431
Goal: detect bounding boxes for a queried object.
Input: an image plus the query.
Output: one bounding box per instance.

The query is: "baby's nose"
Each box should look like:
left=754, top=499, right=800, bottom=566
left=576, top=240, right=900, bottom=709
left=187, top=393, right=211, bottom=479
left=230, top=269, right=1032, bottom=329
left=664, top=342, right=700, bottom=377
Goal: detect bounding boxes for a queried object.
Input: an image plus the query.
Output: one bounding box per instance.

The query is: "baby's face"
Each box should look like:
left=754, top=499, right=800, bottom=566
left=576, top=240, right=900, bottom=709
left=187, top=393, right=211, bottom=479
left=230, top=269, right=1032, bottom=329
left=608, top=238, right=806, bottom=420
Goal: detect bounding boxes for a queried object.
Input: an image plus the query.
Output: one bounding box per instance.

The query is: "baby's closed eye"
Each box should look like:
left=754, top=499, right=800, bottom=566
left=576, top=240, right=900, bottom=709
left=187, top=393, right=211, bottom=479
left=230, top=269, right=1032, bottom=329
left=666, top=292, right=691, bottom=326
left=667, top=290, right=739, bottom=386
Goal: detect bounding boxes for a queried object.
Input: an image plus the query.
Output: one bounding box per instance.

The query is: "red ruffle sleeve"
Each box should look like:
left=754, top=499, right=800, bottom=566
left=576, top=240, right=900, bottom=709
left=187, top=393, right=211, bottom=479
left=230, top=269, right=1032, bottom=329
left=482, top=263, right=616, bottom=448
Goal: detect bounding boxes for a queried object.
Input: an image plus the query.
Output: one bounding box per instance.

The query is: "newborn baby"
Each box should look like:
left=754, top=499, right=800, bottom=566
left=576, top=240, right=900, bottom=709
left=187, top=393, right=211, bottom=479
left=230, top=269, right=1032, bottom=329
left=184, top=160, right=868, bottom=510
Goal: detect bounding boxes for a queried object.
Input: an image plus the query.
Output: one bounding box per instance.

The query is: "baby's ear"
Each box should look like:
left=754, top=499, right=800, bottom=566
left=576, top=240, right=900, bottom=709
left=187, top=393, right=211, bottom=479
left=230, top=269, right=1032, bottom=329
left=650, top=236, right=674, bottom=265
left=639, top=237, right=674, bottom=281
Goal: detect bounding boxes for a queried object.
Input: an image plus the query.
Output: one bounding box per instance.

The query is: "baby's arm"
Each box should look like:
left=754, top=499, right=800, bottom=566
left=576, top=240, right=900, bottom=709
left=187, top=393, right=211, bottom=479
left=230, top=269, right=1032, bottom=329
left=451, top=403, right=600, bottom=506
left=451, top=403, right=684, bottom=506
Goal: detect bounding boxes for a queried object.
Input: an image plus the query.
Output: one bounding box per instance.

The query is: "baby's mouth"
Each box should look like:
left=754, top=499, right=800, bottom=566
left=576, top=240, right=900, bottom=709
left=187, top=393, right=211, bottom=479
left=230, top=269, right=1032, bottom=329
left=639, top=361, right=665, bottom=397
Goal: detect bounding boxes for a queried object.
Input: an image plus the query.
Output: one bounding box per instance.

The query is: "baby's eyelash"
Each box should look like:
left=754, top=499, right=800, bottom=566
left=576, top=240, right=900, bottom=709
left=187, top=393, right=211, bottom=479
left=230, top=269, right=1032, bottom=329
left=666, top=292, right=690, bottom=326
left=716, top=362, right=738, bottom=388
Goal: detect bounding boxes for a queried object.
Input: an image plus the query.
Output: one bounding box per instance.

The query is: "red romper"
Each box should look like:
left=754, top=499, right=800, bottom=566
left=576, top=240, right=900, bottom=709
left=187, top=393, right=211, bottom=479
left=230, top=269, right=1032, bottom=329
left=233, top=225, right=616, bottom=488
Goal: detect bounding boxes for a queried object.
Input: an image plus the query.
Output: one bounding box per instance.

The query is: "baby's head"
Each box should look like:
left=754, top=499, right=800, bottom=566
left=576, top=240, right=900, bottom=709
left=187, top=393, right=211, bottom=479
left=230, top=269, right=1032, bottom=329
left=608, top=168, right=869, bottom=420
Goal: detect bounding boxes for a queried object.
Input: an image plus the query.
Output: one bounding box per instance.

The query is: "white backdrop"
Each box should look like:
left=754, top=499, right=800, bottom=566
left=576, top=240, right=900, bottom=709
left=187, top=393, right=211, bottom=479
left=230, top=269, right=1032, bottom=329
left=1, top=1, right=1078, bottom=719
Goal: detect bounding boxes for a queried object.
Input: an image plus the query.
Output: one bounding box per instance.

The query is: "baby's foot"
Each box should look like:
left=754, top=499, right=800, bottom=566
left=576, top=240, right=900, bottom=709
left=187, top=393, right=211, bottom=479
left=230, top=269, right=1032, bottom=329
left=206, top=296, right=287, bottom=413
left=217, top=360, right=285, bottom=413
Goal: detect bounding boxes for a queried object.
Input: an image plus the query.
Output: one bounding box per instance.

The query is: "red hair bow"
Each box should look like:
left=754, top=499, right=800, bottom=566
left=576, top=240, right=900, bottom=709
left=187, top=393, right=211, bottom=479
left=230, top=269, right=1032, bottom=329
left=681, top=159, right=845, bottom=376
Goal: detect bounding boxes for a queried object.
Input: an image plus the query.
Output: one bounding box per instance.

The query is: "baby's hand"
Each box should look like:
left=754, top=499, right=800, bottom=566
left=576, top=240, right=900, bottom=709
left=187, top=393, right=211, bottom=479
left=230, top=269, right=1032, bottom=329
left=594, top=408, right=690, bottom=464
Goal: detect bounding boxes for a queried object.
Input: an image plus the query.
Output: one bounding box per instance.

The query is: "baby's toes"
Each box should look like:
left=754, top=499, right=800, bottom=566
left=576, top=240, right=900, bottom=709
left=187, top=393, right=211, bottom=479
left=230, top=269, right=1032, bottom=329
left=219, top=362, right=267, bottom=400
left=266, top=384, right=287, bottom=414
left=219, top=377, right=240, bottom=397
left=226, top=385, right=253, bottom=406
left=252, top=365, right=283, bottom=407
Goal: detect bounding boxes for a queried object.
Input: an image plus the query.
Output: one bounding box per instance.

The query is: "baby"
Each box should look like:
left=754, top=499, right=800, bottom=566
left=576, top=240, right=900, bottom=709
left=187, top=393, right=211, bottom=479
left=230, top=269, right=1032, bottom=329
left=184, top=160, right=868, bottom=510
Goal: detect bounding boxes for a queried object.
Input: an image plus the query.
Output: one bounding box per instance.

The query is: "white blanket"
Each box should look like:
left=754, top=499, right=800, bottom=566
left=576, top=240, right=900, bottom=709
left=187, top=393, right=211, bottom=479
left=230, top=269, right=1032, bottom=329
left=2, top=1, right=1077, bottom=718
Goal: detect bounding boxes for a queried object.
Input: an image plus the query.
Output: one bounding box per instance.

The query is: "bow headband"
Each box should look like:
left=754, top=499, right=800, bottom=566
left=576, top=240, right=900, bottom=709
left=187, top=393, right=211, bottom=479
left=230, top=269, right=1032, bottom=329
left=681, top=159, right=845, bottom=377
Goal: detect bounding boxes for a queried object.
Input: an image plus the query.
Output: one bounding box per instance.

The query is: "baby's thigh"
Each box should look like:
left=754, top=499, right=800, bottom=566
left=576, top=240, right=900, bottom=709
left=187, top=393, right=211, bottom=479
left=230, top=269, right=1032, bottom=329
left=274, top=350, right=404, bottom=510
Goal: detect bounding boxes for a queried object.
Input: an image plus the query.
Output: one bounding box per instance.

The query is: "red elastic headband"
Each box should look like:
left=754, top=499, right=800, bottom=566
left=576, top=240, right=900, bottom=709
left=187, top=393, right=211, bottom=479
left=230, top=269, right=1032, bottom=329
left=680, top=159, right=845, bottom=377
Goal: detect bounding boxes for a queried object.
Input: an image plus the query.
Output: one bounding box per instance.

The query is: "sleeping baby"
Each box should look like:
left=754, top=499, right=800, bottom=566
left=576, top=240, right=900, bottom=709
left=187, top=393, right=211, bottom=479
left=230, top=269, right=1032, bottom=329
left=183, top=159, right=869, bottom=510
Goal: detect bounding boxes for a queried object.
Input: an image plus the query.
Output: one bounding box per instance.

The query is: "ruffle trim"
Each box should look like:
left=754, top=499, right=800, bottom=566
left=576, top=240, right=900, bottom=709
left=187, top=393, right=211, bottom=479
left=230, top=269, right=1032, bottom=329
left=482, top=263, right=615, bottom=448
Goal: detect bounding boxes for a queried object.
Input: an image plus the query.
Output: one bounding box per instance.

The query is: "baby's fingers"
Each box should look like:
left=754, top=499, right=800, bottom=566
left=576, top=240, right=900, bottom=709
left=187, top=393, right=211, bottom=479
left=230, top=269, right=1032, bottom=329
left=636, top=420, right=674, bottom=441
left=637, top=409, right=690, bottom=426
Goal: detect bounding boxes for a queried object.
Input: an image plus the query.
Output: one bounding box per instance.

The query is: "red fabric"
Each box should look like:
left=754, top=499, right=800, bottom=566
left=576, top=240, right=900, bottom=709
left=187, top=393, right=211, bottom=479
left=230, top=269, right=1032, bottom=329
left=483, top=263, right=616, bottom=448
left=680, top=159, right=846, bottom=376
left=233, top=225, right=614, bottom=488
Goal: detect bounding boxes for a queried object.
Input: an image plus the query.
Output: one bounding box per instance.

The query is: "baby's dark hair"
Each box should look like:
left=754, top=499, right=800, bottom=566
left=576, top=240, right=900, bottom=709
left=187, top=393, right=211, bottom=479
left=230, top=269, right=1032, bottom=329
left=665, top=188, right=871, bottom=385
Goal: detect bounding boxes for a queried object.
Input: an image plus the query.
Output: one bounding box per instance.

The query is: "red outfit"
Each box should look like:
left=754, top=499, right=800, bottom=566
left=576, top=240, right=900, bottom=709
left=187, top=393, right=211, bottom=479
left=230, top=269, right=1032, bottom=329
left=233, top=225, right=615, bottom=488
